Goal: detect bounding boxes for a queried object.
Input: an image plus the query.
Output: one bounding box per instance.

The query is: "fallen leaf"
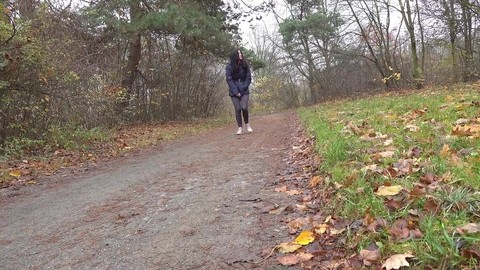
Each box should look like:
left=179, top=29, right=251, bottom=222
left=461, top=247, right=480, bottom=260
left=314, top=224, right=329, bottom=234
left=278, top=254, right=300, bottom=265
left=381, top=253, right=415, bottom=270
left=298, top=252, right=314, bottom=261
left=294, top=231, right=315, bottom=246
left=286, top=189, right=302, bottom=196
left=409, top=146, right=422, bottom=158
left=424, top=198, right=439, bottom=213
left=440, top=144, right=450, bottom=158
left=296, top=204, right=308, bottom=211
left=330, top=228, right=346, bottom=235
left=288, top=219, right=305, bottom=234
left=277, top=242, right=302, bottom=253
left=334, top=182, right=343, bottom=190
left=378, top=150, right=395, bottom=158
left=409, top=185, right=426, bottom=198
left=302, top=195, right=312, bottom=202
left=275, top=186, right=288, bottom=192
left=404, top=125, right=419, bottom=132
left=367, top=219, right=388, bottom=232
left=456, top=223, right=480, bottom=234
left=385, top=199, right=403, bottom=211
left=383, top=138, right=394, bottom=146
left=420, top=172, right=438, bottom=184
left=455, top=118, right=471, bottom=125
left=259, top=204, right=277, bottom=213
left=362, top=164, right=381, bottom=173
left=9, top=170, right=21, bottom=178
left=324, top=215, right=332, bottom=223
left=360, top=248, right=381, bottom=266
left=376, top=185, right=403, bottom=196
left=309, top=175, right=323, bottom=187
left=269, top=206, right=286, bottom=215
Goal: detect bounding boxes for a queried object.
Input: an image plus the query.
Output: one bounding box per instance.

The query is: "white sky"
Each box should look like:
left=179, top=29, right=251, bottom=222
left=235, top=0, right=282, bottom=47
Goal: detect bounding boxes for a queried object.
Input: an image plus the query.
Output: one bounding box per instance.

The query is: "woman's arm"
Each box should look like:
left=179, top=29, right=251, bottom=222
left=225, top=64, right=240, bottom=96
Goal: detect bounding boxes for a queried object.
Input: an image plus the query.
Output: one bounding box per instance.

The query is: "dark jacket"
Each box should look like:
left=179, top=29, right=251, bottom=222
left=226, top=63, right=252, bottom=97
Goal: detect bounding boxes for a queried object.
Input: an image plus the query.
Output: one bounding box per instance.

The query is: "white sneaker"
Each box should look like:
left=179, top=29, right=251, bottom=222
left=236, top=127, right=243, bottom=135
left=246, top=124, right=253, bottom=133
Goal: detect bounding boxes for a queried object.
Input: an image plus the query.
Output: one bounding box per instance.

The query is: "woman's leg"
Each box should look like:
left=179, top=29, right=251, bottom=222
left=231, top=96, right=243, bottom=127
left=240, top=94, right=249, bottom=124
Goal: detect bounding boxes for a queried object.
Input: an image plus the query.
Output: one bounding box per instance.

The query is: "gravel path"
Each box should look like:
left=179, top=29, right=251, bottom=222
left=0, top=111, right=300, bottom=270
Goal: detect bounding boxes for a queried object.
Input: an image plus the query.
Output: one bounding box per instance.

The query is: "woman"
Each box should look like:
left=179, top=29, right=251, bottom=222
left=226, top=48, right=253, bottom=135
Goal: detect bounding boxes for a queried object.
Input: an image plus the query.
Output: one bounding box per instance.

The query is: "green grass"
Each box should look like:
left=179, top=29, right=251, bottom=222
left=298, top=84, right=480, bottom=268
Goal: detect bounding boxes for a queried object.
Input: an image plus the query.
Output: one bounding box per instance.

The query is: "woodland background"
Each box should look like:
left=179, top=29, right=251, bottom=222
left=0, top=0, right=479, bottom=156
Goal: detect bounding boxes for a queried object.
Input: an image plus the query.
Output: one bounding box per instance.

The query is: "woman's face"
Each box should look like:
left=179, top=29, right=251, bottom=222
left=238, top=50, right=243, bottom=60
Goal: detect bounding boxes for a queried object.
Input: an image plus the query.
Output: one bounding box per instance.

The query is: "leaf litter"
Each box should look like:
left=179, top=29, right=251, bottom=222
left=261, top=87, right=480, bottom=269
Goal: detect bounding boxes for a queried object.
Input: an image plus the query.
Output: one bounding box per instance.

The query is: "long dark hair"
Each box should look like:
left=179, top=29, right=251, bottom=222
left=229, top=48, right=248, bottom=74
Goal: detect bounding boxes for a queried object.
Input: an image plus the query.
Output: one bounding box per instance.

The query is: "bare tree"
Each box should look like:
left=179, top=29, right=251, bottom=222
left=398, top=0, right=424, bottom=88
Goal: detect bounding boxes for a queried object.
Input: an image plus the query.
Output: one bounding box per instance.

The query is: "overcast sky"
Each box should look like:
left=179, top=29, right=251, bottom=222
left=234, top=0, right=282, bottom=47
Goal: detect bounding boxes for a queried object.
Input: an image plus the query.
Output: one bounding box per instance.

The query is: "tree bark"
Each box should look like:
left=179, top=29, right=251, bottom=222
left=121, top=0, right=142, bottom=104
left=459, top=0, right=474, bottom=82
left=399, top=0, right=423, bottom=88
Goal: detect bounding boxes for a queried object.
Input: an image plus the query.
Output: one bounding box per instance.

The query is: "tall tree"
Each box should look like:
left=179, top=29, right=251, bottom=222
left=458, top=0, right=476, bottom=81
left=278, top=0, right=343, bottom=103
left=83, top=0, right=235, bottom=110
left=398, top=0, right=424, bottom=88
left=345, top=0, right=399, bottom=86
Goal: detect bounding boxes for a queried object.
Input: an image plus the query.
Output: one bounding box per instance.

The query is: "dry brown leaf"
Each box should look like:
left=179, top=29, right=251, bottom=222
left=440, top=144, right=450, bottom=158
left=324, top=215, right=332, bottom=223
left=334, top=182, right=343, bottom=190
left=385, top=199, right=403, bottom=211
left=450, top=153, right=464, bottom=166
left=461, top=247, right=480, bottom=260
left=309, top=175, right=323, bottom=187
left=314, top=224, right=329, bottom=234
left=298, top=252, right=314, bottom=261
left=277, top=254, right=300, bottom=265
left=378, top=150, right=395, bottom=158
left=455, top=118, right=471, bottom=125
left=330, top=228, right=345, bottom=235
left=424, top=198, right=439, bottom=213
left=409, top=185, right=426, bottom=198
left=383, top=138, right=394, bottom=146
left=277, top=242, right=302, bottom=253
left=296, top=204, right=308, bottom=211
left=288, top=219, right=305, bottom=234
left=286, top=189, right=302, bottom=196
left=404, top=124, right=419, bottom=132
left=269, top=206, right=286, bottom=215
left=452, top=124, right=480, bottom=137
left=381, top=253, right=415, bottom=270
left=360, top=248, right=381, bottom=266
left=456, top=223, right=480, bottom=234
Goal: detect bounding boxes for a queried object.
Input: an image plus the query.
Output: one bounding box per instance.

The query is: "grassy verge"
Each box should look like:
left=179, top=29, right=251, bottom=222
left=298, top=83, right=480, bottom=268
left=1, top=116, right=232, bottom=187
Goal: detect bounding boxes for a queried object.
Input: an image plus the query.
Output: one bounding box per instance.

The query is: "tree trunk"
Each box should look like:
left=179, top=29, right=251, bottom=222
left=399, top=0, right=423, bottom=88
left=121, top=0, right=142, bottom=105
left=346, top=0, right=388, bottom=83
left=459, top=0, right=474, bottom=82
left=443, top=0, right=458, bottom=82
left=415, top=0, right=426, bottom=73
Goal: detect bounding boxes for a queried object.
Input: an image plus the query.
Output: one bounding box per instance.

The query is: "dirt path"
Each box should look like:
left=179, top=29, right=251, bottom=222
left=0, top=111, right=302, bottom=270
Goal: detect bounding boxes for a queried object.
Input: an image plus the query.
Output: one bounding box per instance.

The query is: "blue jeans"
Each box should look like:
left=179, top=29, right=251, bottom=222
left=231, top=94, right=249, bottom=127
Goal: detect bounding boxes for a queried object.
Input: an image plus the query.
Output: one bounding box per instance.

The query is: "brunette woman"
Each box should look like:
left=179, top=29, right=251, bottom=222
left=225, top=48, right=253, bottom=135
